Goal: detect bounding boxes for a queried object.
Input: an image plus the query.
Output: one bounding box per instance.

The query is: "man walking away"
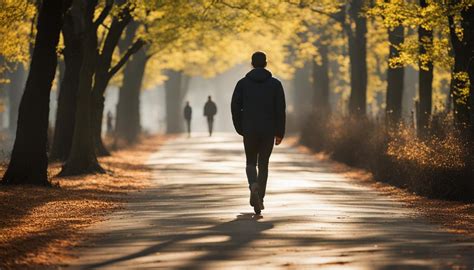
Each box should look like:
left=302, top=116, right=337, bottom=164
left=231, top=51, right=286, bottom=215
left=204, top=96, right=217, bottom=136
left=184, top=101, right=192, bottom=137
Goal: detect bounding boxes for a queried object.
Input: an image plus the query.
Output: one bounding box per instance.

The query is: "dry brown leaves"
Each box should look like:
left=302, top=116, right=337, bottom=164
left=296, top=142, right=474, bottom=240
left=0, top=135, right=166, bottom=270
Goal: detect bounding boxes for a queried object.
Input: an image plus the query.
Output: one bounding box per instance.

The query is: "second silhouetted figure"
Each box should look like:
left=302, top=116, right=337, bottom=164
left=203, top=96, right=217, bottom=136
left=183, top=101, right=192, bottom=137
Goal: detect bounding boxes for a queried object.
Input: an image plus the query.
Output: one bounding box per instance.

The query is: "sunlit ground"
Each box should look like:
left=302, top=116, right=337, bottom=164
left=66, top=133, right=474, bottom=269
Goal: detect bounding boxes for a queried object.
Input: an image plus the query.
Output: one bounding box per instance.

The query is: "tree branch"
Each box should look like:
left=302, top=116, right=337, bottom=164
left=93, top=0, right=114, bottom=29
left=108, top=39, right=145, bottom=79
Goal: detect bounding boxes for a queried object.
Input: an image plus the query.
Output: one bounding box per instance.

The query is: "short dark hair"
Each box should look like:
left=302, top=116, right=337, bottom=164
left=251, top=51, right=267, bottom=68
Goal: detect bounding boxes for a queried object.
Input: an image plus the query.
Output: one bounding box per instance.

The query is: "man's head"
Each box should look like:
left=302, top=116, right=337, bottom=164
left=251, top=51, right=267, bottom=68
left=208, top=96, right=212, bottom=101
left=186, top=101, right=189, bottom=105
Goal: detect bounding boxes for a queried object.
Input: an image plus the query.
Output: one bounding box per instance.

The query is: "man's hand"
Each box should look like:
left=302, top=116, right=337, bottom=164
left=275, top=136, right=283, bottom=146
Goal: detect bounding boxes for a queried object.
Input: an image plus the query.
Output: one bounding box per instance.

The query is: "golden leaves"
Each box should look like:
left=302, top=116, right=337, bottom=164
left=0, top=0, right=34, bottom=65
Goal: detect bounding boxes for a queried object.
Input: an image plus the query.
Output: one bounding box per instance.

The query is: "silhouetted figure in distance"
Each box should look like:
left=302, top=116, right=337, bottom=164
left=204, top=96, right=217, bottom=136
left=183, top=101, right=192, bottom=137
left=106, top=111, right=114, bottom=135
left=231, top=51, right=286, bottom=215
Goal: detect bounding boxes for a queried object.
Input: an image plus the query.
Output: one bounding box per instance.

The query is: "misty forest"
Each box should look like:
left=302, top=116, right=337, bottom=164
left=0, top=0, right=473, bottom=269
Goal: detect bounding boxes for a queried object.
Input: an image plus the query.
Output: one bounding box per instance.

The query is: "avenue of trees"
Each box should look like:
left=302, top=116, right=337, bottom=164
left=293, top=0, right=473, bottom=200
left=0, top=0, right=298, bottom=185
left=0, top=0, right=472, bottom=200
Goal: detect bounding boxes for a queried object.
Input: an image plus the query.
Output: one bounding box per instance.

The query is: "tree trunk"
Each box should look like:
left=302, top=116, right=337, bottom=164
left=90, top=6, right=132, bottom=156
left=448, top=5, right=473, bottom=134
left=7, top=64, right=26, bottom=134
left=2, top=0, right=66, bottom=185
left=115, top=48, right=147, bottom=143
left=91, top=95, right=110, bottom=155
left=293, top=62, right=312, bottom=126
left=60, top=0, right=106, bottom=176
left=50, top=16, right=83, bottom=161
left=347, top=0, right=368, bottom=116
left=165, top=70, right=185, bottom=134
left=115, top=21, right=146, bottom=143
left=417, top=0, right=433, bottom=137
left=386, top=25, right=405, bottom=125
left=312, top=42, right=330, bottom=115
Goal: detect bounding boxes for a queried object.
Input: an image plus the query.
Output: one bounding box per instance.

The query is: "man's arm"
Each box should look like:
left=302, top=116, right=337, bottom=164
left=275, top=81, right=286, bottom=142
left=231, top=81, right=244, bottom=135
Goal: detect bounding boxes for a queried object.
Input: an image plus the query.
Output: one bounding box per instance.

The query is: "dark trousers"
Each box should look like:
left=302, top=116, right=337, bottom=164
left=207, top=117, right=214, bottom=136
left=243, top=135, right=274, bottom=200
left=185, top=119, right=191, bottom=135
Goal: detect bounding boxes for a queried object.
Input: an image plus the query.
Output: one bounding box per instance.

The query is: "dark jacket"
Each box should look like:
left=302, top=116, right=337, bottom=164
left=184, top=105, right=192, bottom=120
left=231, top=68, right=286, bottom=138
left=204, top=101, right=217, bottom=118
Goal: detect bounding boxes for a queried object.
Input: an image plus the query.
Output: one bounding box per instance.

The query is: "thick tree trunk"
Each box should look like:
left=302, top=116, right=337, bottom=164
left=7, top=64, right=26, bottom=134
left=115, top=49, right=147, bottom=143
left=2, top=0, right=65, bottom=185
left=347, top=0, right=368, bottom=116
left=417, top=0, right=433, bottom=137
left=60, top=0, right=106, bottom=176
left=386, top=25, right=405, bottom=125
left=50, top=17, right=83, bottom=161
left=165, top=70, right=185, bottom=134
left=448, top=5, right=473, bottom=134
left=312, top=43, right=330, bottom=115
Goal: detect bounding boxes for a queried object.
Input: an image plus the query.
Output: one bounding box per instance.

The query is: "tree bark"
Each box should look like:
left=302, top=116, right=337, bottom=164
left=91, top=5, right=132, bottom=156
left=115, top=48, right=147, bottom=143
left=417, top=0, right=433, bottom=137
left=50, top=16, right=83, bottom=161
left=347, top=0, right=368, bottom=116
left=165, top=70, right=185, bottom=134
left=7, top=64, right=26, bottom=134
left=2, top=0, right=66, bottom=185
left=312, top=42, right=330, bottom=115
left=386, top=25, right=405, bottom=125
left=60, top=0, right=109, bottom=176
left=448, top=5, right=473, bottom=133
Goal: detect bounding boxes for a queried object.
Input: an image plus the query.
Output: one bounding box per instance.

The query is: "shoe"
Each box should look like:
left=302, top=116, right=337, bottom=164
left=254, top=206, right=261, bottom=215
left=250, top=183, right=263, bottom=214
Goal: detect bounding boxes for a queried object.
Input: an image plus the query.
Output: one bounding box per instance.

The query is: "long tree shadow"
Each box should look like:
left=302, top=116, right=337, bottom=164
left=83, top=213, right=274, bottom=269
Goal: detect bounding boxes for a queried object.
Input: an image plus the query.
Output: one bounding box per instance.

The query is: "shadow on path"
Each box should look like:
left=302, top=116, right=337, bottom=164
left=84, top=213, right=273, bottom=270
left=67, top=134, right=474, bottom=269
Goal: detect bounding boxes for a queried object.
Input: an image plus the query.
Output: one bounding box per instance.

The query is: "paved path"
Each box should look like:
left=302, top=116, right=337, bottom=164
left=67, top=133, right=474, bottom=269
